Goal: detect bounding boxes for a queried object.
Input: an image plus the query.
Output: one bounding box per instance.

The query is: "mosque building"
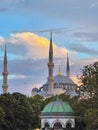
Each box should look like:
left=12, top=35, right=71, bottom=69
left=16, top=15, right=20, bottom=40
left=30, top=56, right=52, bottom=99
left=1, top=34, right=77, bottom=97
left=31, top=33, right=78, bottom=97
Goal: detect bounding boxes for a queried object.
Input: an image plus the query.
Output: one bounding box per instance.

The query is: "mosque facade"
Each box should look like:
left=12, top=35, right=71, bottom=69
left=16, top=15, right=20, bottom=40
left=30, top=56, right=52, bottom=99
left=31, top=33, right=77, bottom=97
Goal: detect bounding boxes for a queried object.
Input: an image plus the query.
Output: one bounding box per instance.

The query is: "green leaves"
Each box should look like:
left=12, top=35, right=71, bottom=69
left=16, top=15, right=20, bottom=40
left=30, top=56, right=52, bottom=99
left=79, top=61, right=98, bottom=95
left=0, top=93, right=42, bottom=130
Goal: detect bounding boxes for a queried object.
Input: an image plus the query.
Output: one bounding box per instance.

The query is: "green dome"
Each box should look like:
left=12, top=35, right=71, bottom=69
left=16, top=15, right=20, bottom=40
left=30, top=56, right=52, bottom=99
left=43, top=97, right=74, bottom=113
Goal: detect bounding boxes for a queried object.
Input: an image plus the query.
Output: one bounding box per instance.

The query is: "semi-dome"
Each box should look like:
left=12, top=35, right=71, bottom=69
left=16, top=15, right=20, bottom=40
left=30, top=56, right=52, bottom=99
left=43, top=97, right=74, bottom=113
left=32, top=87, right=38, bottom=92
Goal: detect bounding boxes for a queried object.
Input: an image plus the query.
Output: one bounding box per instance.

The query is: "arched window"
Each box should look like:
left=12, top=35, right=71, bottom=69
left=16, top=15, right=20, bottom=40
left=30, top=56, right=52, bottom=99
left=53, top=122, right=62, bottom=129
left=66, top=122, right=71, bottom=130
left=44, top=122, right=50, bottom=129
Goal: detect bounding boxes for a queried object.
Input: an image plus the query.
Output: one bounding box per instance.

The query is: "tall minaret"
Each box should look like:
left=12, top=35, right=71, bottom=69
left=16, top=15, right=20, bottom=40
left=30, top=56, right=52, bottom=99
left=2, top=45, right=8, bottom=94
left=66, top=53, right=70, bottom=78
left=47, top=32, right=54, bottom=95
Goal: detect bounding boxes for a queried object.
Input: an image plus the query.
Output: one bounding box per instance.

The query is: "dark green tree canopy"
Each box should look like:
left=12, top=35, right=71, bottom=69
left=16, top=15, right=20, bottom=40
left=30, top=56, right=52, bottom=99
left=79, top=61, right=98, bottom=95
left=0, top=93, right=44, bottom=130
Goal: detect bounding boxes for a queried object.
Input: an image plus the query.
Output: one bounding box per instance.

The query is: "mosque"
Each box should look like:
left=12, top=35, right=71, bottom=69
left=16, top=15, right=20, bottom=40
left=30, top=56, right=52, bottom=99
left=2, top=34, right=77, bottom=97
left=31, top=33, right=78, bottom=97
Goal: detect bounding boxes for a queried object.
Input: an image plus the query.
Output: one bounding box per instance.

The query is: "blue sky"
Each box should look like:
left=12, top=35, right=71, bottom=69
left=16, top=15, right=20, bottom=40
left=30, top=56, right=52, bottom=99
left=0, top=0, right=98, bottom=95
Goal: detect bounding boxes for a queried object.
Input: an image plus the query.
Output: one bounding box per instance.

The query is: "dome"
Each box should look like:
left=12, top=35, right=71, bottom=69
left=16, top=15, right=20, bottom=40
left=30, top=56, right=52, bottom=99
left=32, top=87, right=38, bottom=92
left=43, top=97, right=74, bottom=113
left=54, top=75, right=74, bottom=84
left=46, top=75, right=74, bottom=85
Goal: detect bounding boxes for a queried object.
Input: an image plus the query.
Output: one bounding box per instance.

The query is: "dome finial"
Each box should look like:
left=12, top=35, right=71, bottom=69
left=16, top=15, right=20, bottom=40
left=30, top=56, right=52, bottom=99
left=58, top=65, right=62, bottom=76
left=56, top=96, right=60, bottom=101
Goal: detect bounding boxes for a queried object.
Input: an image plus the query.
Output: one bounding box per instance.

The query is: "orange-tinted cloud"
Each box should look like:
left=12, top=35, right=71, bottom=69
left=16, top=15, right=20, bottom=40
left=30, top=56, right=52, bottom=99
left=71, top=76, right=81, bottom=85
left=0, top=36, right=5, bottom=44
left=9, top=32, right=68, bottom=59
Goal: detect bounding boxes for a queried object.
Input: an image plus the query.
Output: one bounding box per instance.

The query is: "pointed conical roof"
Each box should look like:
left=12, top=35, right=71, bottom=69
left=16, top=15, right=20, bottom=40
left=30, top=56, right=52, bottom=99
left=49, top=32, right=53, bottom=62
left=66, top=53, right=70, bottom=77
left=4, top=44, right=7, bottom=64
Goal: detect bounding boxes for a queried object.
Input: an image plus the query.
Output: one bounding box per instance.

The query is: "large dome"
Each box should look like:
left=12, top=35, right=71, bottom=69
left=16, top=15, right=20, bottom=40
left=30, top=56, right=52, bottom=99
left=54, top=75, right=74, bottom=84
left=43, top=97, right=74, bottom=113
left=46, top=75, right=74, bottom=85
left=42, top=73, right=77, bottom=96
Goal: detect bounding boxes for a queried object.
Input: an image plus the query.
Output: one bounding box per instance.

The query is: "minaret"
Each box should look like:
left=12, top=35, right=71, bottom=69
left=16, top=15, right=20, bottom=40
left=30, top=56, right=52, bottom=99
left=66, top=53, right=70, bottom=78
left=47, top=32, right=54, bottom=95
left=2, top=45, right=8, bottom=94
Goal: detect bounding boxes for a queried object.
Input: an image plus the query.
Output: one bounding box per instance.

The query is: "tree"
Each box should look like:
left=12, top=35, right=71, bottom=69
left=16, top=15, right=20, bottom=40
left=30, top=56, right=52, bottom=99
left=0, top=93, right=37, bottom=130
left=31, top=95, right=44, bottom=128
left=79, top=61, right=98, bottom=95
left=0, top=107, right=5, bottom=130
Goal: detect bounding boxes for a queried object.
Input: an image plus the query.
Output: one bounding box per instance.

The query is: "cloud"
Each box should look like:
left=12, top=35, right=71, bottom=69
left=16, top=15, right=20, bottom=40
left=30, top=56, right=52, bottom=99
left=9, top=74, right=28, bottom=79
left=0, top=36, right=5, bottom=44
left=69, top=43, right=98, bottom=56
left=91, top=2, right=98, bottom=8
left=2, top=0, right=95, bottom=26
left=0, top=74, right=27, bottom=80
left=1, top=0, right=98, bottom=29
left=71, top=76, right=80, bottom=85
left=73, top=32, right=98, bottom=42
left=0, top=0, right=24, bottom=4
left=0, top=8, right=8, bottom=12
left=6, top=32, right=68, bottom=59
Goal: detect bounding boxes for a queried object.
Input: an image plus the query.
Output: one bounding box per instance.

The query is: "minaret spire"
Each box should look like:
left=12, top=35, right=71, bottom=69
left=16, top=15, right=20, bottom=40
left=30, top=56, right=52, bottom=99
left=2, top=45, right=8, bottom=94
left=49, top=32, right=53, bottom=62
left=47, top=32, right=54, bottom=95
left=66, top=53, right=70, bottom=77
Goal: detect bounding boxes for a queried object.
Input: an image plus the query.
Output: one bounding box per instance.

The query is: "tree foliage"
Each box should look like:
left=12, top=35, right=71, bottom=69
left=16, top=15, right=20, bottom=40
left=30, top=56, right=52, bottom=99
left=80, top=61, right=98, bottom=95
left=77, top=61, right=98, bottom=129
left=0, top=93, right=44, bottom=130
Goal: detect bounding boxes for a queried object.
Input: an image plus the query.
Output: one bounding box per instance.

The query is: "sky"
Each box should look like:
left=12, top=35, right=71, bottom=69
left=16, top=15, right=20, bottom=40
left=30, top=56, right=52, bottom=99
left=0, top=0, right=98, bottom=96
